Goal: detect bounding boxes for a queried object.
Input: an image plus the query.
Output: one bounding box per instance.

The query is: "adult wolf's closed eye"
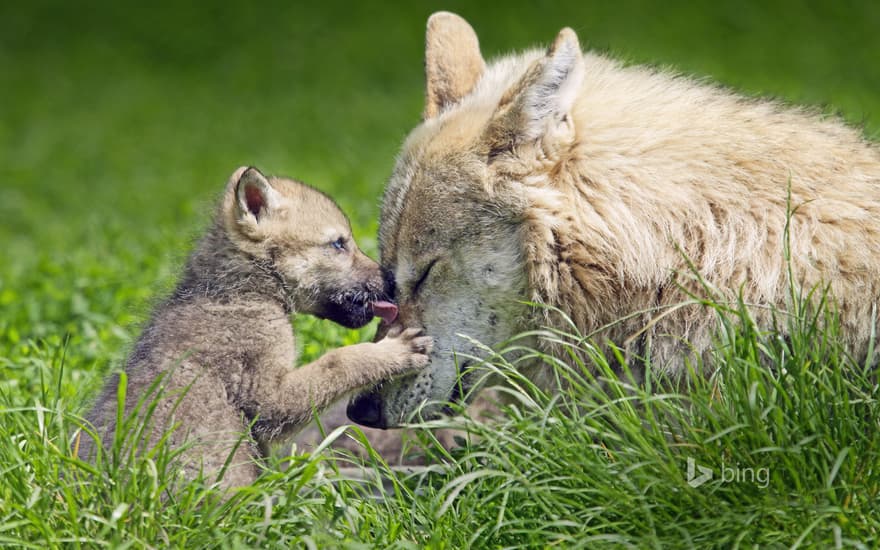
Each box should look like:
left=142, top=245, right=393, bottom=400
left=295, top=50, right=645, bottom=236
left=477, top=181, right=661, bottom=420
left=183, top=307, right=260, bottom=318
left=411, top=259, right=437, bottom=297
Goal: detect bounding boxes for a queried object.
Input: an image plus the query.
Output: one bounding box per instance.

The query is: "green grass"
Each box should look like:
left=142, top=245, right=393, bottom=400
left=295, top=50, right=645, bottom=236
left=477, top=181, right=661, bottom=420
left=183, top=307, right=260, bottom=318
left=1, top=1, right=880, bottom=547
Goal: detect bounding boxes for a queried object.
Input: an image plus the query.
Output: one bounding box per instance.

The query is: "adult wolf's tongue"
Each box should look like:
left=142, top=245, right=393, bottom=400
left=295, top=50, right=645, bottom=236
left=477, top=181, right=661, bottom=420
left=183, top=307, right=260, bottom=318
left=371, top=301, right=398, bottom=325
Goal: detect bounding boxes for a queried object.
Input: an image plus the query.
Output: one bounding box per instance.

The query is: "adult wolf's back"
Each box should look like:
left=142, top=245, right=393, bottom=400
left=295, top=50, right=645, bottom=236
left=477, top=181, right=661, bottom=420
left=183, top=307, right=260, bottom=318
left=347, top=12, right=880, bottom=428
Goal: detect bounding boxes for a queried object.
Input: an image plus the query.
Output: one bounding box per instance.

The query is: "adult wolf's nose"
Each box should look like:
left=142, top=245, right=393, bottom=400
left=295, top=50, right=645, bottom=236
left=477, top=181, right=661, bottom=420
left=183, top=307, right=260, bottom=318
left=347, top=391, right=386, bottom=429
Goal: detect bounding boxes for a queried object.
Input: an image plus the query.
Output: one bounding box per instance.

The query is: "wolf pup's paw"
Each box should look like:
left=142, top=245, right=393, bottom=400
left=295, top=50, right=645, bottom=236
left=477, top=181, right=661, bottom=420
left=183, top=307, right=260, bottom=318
left=376, top=326, right=433, bottom=376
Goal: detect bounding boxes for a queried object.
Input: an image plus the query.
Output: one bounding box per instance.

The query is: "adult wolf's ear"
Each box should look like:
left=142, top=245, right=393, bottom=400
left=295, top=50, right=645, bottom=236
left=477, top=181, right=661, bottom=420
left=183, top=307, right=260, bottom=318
left=423, top=11, right=486, bottom=119
left=485, top=28, right=584, bottom=154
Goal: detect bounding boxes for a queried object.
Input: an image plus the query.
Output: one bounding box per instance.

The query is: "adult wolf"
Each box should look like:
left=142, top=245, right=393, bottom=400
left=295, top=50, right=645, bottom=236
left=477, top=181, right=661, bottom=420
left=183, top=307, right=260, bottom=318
left=347, top=12, right=880, bottom=428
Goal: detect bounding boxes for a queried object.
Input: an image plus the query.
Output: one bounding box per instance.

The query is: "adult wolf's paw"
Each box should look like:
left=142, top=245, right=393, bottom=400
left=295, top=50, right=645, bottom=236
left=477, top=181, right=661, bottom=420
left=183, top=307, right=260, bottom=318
left=376, top=327, right=433, bottom=375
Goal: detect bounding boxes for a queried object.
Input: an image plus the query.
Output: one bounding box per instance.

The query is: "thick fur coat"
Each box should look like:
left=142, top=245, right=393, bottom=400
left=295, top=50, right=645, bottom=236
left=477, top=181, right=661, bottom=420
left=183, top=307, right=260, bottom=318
left=346, top=12, right=880, bottom=428
left=81, top=167, right=430, bottom=489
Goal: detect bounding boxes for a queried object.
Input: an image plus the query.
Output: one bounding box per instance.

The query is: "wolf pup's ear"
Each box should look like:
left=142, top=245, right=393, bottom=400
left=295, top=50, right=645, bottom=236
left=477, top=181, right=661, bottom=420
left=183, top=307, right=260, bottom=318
left=423, top=11, right=486, bottom=120
left=486, top=28, right=584, bottom=155
left=224, top=167, right=283, bottom=243
left=234, top=167, right=279, bottom=222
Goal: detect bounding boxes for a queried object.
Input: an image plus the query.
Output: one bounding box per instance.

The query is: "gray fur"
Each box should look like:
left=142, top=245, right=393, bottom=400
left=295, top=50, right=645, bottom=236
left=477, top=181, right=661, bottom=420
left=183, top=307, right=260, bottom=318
left=79, top=166, right=431, bottom=491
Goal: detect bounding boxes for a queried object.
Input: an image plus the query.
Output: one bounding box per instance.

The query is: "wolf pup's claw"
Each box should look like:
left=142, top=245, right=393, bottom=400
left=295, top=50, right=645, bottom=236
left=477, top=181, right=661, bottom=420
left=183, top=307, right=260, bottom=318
left=377, top=327, right=433, bottom=375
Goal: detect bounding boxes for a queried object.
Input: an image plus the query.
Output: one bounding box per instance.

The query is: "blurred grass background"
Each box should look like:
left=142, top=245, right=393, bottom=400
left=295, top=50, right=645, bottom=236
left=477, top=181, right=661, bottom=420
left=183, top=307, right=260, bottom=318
left=1, top=0, right=879, bottom=405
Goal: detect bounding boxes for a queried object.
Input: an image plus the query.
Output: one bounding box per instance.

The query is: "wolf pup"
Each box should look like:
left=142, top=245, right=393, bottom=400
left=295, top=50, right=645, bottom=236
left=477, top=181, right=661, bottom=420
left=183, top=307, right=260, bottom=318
left=347, top=12, right=880, bottom=428
left=80, top=166, right=431, bottom=490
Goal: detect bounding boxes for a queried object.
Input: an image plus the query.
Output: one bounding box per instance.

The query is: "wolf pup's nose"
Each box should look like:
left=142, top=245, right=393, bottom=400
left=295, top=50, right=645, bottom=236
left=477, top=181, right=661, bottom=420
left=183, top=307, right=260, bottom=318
left=347, top=392, right=387, bottom=428
left=371, top=301, right=398, bottom=325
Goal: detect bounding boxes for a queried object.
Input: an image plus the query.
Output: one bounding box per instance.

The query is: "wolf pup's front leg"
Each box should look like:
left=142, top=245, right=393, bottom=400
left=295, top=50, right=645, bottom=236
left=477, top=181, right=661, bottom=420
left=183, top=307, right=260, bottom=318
left=247, top=326, right=432, bottom=443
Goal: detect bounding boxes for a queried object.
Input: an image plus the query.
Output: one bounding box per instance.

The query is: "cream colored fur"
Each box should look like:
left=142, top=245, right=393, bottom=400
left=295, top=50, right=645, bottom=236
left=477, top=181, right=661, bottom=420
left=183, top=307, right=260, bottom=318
left=347, top=12, right=880, bottom=428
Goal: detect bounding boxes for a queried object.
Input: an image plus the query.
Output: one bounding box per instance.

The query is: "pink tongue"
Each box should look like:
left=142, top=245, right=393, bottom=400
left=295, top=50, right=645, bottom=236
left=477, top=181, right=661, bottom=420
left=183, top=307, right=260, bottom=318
left=371, top=301, right=399, bottom=324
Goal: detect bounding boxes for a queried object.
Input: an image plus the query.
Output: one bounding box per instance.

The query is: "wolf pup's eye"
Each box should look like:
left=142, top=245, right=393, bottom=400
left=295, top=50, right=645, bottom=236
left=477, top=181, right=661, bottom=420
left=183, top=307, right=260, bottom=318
left=331, top=237, right=346, bottom=251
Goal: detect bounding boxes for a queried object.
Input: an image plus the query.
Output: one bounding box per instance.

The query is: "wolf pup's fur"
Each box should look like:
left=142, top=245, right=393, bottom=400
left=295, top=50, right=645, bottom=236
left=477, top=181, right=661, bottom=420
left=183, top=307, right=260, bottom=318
left=80, top=166, right=431, bottom=489
left=347, top=12, right=880, bottom=428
